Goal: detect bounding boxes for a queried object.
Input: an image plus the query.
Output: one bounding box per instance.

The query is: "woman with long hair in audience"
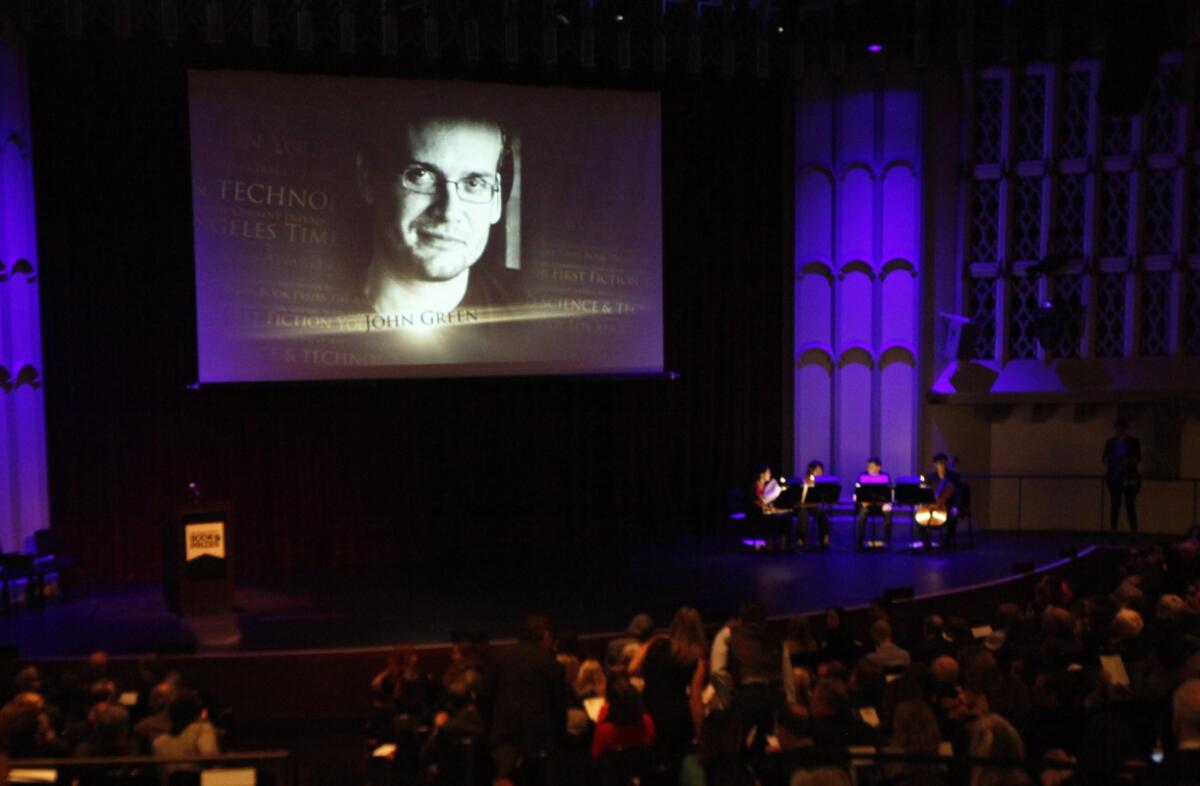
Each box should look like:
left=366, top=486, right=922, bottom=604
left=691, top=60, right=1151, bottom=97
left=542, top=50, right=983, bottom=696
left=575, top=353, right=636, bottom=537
left=881, top=699, right=945, bottom=786
left=818, top=606, right=861, bottom=667
left=630, top=606, right=708, bottom=764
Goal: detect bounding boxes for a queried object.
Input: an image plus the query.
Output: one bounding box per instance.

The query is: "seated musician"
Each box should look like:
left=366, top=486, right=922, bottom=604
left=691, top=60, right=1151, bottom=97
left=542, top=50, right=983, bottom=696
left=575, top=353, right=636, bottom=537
left=916, top=453, right=958, bottom=549
left=855, top=457, right=892, bottom=550
left=753, top=465, right=782, bottom=510
left=751, top=465, right=795, bottom=551
left=799, top=460, right=831, bottom=549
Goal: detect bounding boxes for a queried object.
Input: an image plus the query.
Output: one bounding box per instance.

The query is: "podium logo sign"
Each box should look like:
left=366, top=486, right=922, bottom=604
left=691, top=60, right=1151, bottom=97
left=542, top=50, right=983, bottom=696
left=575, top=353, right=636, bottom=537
left=185, top=521, right=226, bottom=562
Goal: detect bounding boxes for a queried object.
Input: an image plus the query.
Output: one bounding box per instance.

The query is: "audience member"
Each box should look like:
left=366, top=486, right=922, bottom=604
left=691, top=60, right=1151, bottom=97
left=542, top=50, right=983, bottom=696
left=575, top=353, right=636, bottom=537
left=714, top=600, right=795, bottom=753
left=881, top=699, right=944, bottom=786
left=867, top=620, right=912, bottom=672
left=630, top=605, right=707, bottom=761
left=480, top=614, right=567, bottom=784
left=605, top=613, right=656, bottom=673
left=152, top=690, right=218, bottom=761
left=819, top=607, right=862, bottom=666
left=133, top=681, right=176, bottom=753
left=590, top=677, right=655, bottom=759
left=73, top=701, right=137, bottom=757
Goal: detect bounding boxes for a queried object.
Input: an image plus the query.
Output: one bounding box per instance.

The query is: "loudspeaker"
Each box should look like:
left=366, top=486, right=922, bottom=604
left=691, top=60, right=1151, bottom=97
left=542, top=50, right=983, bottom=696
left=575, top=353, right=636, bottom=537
left=943, top=318, right=979, bottom=361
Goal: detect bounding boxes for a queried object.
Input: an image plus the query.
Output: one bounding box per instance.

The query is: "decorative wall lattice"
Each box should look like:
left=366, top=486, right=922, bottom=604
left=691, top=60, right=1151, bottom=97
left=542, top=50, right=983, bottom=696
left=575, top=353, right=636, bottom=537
left=969, top=277, right=997, bottom=360
left=1190, top=174, right=1200, bottom=255
left=1142, top=168, right=1176, bottom=256
left=1015, top=74, right=1045, bottom=162
left=969, top=179, right=1000, bottom=264
left=1052, top=274, right=1083, bottom=358
left=1008, top=275, right=1040, bottom=359
left=1140, top=270, right=1172, bottom=357
left=1012, top=178, right=1042, bottom=262
left=1145, top=65, right=1180, bottom=155
left=1056, top=174, right=1085, bottom=258
left=1186, top=269, right=1200, bottom=355
left=1096, top=273, right=1126, bottom=358
left=1102, top=114, right=1131, bottom=157
left=962, top=56, right=1196, bottom=370
left=974, top=78, right=1003, bottom=163
left=1099, top=172, right=1130, bottom=258
left=1059, top=71, right=1090, bottom=160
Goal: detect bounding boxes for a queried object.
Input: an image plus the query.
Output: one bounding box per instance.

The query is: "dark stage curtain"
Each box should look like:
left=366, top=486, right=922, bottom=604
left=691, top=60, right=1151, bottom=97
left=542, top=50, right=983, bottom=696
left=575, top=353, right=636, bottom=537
left=30, top=39, right=792, bottom=583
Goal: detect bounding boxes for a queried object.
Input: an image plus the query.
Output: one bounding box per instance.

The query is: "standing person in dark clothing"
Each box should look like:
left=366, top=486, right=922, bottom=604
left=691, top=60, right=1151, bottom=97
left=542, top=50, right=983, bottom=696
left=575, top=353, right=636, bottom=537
left=1102, top=419, right=1142, bottom=538
left=480, top=614, right=567, bottom=786
left=712, top=600, right=794, bottom=754
left=630, top=606, right=707, bottom=763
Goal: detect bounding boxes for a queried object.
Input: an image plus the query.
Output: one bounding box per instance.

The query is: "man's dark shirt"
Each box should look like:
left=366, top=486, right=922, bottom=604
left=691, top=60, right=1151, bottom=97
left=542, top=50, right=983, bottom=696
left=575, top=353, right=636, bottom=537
left=481, top=642, right=567, bottom=754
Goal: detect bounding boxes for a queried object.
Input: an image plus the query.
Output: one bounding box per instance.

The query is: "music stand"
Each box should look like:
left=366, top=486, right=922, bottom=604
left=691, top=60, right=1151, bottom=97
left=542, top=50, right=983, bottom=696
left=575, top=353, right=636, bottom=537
left=893, top=477, right=935, bottom=505
left=804, top=478, right=842, bottom=505
left=894, top=476, right=936, bottom=551
left=794, top=478, right=841, bottom=550
left=854, top=474, right=893, bottom=548
left=773, top=483, right=804, bottom=510
left=854, top=476, right=893, bottom=505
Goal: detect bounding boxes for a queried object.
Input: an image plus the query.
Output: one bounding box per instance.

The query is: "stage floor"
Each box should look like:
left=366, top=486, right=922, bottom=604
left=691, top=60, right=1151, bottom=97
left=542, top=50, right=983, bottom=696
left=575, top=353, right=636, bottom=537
left=4, top=532, right=1104, bottom=659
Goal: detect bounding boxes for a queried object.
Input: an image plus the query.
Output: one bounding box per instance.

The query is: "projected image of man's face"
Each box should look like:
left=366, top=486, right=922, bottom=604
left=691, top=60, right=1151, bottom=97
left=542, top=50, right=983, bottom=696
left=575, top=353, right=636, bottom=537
left=378, top=119, right=503, bottom=283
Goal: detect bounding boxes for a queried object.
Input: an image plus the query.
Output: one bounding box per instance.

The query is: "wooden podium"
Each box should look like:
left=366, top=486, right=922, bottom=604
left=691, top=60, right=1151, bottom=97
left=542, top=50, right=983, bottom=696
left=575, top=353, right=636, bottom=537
left=163, top=503, right=233, bottom=615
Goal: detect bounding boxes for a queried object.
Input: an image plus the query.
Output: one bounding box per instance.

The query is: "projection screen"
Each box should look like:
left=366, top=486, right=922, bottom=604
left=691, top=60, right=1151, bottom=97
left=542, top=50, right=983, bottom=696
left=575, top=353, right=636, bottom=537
left=187, top=71, right=663, bottom=382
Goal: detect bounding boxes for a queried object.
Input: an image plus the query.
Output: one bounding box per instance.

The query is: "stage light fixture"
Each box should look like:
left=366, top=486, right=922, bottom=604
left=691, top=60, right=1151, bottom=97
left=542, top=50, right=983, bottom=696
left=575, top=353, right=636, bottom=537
left=252, top=0, right=269, bottom=48
left=867, top=43, right=883, bottom=52
left=756, top=38, right=769, bottom=78
left=206, top=0, right=224, bottom=46
left=504, top=0, right=520, bottom=66
left=64, top=0, right=83, bottom=37
left=381, top=2, right=399, bottom=57
left=338, top=5, right=356, bottom=55
left=580, top=27, right=595, bottom=69
left=464, top=17, right=481, bottom=63
left=423, top=0, right=439, bottom=60
left=617, top=27, right=631, bottom=72
left=160, top=0, right=178, bottom=44
left=296, top=1, right=314, bottom=53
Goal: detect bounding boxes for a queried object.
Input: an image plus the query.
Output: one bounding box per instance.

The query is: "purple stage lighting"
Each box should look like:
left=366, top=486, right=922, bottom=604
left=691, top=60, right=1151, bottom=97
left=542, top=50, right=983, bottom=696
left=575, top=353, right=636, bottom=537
left=867, top=43, right=884, bottom=53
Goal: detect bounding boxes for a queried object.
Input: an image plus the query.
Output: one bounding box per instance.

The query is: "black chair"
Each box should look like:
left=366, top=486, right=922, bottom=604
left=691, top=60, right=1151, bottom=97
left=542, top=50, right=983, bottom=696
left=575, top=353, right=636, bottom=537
left=430, top=734, right=492, bottom=786
left=956, top=481, right=974, bottom=548
left=33, top=527, right=80, bottom=600
left=0, top=550, right=37, bottom=613
left=166, top=772, right=202, bottom=786
left=595, top=746, right=655, bottom=786
left=73, top=767, right=158, bottom=786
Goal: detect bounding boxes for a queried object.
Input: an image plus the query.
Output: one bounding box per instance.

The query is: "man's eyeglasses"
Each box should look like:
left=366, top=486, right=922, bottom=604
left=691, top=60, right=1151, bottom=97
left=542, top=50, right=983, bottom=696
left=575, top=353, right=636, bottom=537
left=399, top=165, right=499, bottom=205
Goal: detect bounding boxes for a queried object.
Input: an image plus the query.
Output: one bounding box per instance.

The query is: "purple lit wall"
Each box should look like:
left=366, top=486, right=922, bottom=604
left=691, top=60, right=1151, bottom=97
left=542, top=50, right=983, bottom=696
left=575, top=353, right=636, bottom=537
left=0, top=21, right=50, bottom=552
left=793, top=62, right=922, bottom=482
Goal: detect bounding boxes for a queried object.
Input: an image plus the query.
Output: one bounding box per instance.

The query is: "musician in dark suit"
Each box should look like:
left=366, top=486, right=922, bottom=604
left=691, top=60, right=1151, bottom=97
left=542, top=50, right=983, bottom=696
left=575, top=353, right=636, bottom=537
left=480, top=614, right=567, bottom=784
left=1102, top=419, right=1142, bottom=537
left=799, top=460, right=832, bottom=549
left=855, top=457, right=893, bottom=550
